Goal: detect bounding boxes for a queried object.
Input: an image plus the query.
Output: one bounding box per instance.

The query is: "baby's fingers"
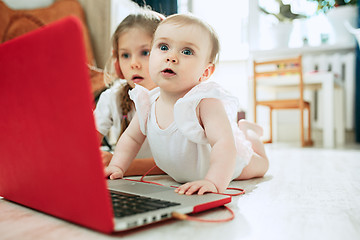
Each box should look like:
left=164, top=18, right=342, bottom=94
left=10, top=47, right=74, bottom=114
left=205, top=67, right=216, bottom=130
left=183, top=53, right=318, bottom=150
left=109, top=171, right=123, bottom=180
left=184, top=184, right=201, bottom=195
left=104, top=165, right=124, bottom=179
left=176, top=183, right=202, bottom=195
left=176, top=183, right=194, bottom=195
left=198, top=186, right=214, bottom=195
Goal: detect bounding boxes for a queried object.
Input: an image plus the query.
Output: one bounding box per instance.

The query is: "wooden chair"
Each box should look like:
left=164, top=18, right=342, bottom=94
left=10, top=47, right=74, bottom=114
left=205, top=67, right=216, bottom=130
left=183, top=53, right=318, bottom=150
left=253, top=56, right=313, bottom=147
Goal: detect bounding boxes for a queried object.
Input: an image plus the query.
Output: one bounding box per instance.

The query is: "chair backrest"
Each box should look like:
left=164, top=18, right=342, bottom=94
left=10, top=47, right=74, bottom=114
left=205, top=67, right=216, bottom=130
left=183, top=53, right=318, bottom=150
left=253, top=56, right=304, bottom=121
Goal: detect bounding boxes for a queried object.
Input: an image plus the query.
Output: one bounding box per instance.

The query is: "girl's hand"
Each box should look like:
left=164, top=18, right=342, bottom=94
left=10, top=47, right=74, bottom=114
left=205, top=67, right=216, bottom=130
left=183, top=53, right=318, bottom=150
left=104, top=165, right=124, bottom=180
left=175, top=180, right=218, bottom=195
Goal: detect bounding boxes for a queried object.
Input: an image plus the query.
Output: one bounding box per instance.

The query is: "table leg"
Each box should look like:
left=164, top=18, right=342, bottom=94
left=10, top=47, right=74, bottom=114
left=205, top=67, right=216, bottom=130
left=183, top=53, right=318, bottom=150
left=335, top=87, right=345, bottom=145
left=323, top=76, right=335, bottom=148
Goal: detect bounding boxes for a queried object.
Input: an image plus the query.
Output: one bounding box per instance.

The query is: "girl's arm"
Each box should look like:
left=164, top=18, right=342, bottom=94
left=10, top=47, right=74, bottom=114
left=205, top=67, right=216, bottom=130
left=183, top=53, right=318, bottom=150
left=97, top=131, right=104, bottom=143
left=105, top=114, right=146, bottom=179
left=96, top=132, right=113, bottom=167
left=176, top=98, right=237, bottom=195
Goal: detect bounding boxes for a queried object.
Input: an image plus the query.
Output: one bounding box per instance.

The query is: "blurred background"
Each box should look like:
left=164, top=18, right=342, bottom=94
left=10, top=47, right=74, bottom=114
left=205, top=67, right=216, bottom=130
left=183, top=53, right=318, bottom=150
left=2, top=0, right=359, bottom=148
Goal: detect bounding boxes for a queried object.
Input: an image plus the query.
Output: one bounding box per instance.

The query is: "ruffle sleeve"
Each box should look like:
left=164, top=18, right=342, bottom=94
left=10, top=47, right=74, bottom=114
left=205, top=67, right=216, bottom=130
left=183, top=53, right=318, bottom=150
left=129, top=84, right=160, bottom=135
left=174, top=82, right=238, bottom=143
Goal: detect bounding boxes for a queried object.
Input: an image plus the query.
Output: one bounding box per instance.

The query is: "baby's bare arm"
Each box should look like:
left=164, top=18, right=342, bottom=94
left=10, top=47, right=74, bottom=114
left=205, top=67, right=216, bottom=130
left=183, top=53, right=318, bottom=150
left=175, top=99, right=236, bottom=195
left=105, top=114, right=146, bottom=179
left=199, top=98, right=237, bottom=193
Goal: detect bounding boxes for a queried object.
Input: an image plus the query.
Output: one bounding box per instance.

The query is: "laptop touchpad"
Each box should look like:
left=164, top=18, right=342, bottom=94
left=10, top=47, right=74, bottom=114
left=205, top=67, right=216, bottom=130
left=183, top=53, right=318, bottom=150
left=107, top=179, right=171, bottom=195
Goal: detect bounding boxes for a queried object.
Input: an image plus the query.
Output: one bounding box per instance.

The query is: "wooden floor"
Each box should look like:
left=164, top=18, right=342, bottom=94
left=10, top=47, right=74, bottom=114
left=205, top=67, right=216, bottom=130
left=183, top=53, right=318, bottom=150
left=1, top=143, right=360, bottom=240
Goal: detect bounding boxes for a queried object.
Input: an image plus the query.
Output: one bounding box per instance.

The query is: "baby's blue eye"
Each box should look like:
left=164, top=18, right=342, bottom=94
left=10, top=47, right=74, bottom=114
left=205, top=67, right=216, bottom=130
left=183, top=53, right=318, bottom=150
left=160, top=44, right=169, bottom=51
left=182, top=49, right=193, bottom=55
left=142, top=50, right=150, bottom=56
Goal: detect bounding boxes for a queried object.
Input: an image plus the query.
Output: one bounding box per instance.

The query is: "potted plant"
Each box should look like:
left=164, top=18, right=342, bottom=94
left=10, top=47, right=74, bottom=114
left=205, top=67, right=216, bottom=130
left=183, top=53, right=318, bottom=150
left=308, top=0, right=358, bottom=43
left=259, top=0, right=308, bottom=22
left=307, top=0, right=358, bottom=14
left=258, top=0, right=308, bottom=48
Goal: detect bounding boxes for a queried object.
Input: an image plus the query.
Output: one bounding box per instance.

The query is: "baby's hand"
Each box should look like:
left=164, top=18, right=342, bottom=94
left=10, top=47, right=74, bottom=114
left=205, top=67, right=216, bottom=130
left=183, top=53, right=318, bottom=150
left=101, top=151, right=113, bottom=167
left=175, top=180, right=218, bottom=195
left=104, top=165, right=124, bottom=180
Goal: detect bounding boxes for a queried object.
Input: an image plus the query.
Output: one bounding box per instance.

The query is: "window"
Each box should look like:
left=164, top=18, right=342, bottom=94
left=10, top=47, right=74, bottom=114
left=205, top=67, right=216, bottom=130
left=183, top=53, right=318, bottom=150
left=178, top=0, right=250, bottom=61
left=257, top=0, right=332, bottom=48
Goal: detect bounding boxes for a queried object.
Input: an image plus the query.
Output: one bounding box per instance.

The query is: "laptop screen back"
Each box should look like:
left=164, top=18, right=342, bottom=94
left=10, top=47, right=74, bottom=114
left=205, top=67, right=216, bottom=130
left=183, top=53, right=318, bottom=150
left=0, top=17, right=114, bottom=233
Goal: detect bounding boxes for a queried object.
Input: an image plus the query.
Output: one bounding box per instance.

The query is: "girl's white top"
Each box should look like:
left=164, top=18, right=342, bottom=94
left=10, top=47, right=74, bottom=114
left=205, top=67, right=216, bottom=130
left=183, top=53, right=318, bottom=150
left=94, top=81, right=152, bottom=158
left=129, top=81, right=253, bottom=183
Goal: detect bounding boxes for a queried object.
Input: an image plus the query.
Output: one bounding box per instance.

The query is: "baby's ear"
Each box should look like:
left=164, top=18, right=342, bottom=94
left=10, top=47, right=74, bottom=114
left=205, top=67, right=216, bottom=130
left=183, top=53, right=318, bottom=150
left=199, top=63, right=215, bottom=82
left=114, top=59, right=125, bottom=79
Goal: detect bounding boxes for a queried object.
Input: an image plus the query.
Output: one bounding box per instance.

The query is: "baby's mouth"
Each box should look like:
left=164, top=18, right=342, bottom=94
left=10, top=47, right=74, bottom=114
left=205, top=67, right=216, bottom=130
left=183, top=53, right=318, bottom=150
left=161, top=68, right=176, bottom=77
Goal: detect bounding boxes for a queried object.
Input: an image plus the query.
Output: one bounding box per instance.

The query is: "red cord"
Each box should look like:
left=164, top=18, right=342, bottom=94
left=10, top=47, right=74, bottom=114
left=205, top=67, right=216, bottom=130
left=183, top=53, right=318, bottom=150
left=127, top=165, right=246, bottom=196
left=124, top=165, right=244, bottom=223
left=217, top=187, right=245, bottom=196
left=172, top=205, right=235, bottom=222
left=140, top=165, right=158, bottom=182
left=125, top=165, right=165, bottom=186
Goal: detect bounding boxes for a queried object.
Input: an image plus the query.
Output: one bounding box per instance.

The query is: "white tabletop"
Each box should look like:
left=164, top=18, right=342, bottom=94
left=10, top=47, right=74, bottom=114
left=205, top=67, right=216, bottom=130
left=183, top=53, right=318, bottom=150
left=251, top=42, right=356, bottom=59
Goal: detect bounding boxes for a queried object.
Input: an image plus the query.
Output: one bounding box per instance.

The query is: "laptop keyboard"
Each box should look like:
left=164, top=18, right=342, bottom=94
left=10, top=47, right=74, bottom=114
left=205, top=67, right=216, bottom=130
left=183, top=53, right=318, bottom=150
left=110, top=191, right=181, bottom=218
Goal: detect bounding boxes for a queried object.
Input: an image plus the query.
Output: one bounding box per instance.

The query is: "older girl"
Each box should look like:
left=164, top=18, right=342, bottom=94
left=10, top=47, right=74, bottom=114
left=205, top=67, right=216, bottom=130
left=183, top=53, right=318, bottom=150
left=94, top=9, right=164, bottom=175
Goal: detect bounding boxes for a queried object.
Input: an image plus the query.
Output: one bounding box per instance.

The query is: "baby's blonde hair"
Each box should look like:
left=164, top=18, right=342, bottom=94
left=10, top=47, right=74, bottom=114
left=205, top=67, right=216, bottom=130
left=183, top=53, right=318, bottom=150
left=157, top=14, right=220, bottom=64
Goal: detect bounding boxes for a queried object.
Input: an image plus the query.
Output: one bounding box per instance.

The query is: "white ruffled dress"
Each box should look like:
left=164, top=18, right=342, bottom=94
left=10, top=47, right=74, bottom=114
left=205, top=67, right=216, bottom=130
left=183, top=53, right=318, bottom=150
left=129, top=81, right=253, bottom=183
